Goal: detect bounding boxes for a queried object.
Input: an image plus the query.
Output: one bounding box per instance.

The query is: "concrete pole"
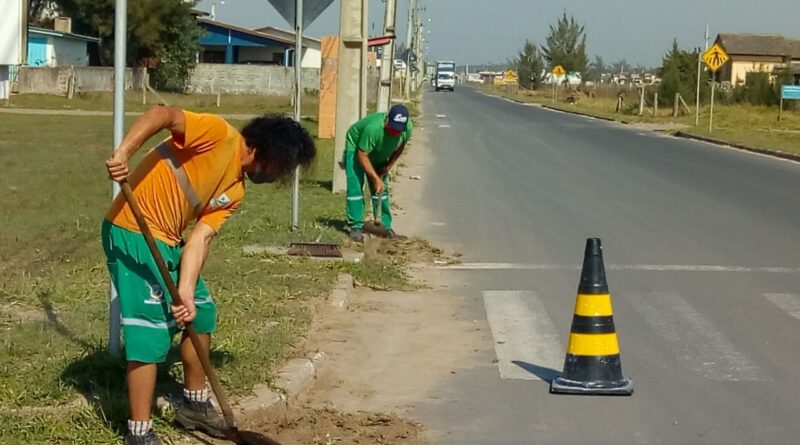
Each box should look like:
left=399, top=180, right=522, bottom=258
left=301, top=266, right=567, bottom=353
left=291, top=0, right=304, bottom=230
left=696, top=24, right=709, bottom=127
left=377, top=0, right=398, bottom=112
left=360, top=0, right=368, bottom=117
left=109, top=0, right=127, bottom=357
left=403, top=0, right=415, bottom=100
left=333, top=0, right=367, bottom=193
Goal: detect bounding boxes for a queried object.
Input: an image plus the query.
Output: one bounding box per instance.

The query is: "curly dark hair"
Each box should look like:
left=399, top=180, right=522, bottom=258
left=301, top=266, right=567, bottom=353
left=240, top=115, right=316, bottom=180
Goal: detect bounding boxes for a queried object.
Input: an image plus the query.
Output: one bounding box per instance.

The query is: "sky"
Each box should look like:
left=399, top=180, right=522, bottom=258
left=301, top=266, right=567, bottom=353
left=196, top=0, right=800, bottom=68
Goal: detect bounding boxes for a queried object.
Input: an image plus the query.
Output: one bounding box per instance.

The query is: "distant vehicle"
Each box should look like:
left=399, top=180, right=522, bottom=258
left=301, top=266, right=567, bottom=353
left=435, top=72, right=455, bottom=91
left=435, top=60, right=456, bottom=92
left=466, top=73, right=482, bottom=83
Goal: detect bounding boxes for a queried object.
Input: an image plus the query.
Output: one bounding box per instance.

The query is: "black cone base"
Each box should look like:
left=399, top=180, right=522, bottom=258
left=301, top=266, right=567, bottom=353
left=550, top=375, right=633, bottom=395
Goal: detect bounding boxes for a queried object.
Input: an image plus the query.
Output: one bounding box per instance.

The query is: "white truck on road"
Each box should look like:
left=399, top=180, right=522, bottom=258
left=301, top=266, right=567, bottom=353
left=435, top=60, right=456, bottom=92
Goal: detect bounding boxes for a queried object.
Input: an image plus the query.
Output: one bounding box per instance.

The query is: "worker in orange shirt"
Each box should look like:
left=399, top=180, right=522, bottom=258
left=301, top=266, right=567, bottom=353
left=103, top=106, right=315, bottom=445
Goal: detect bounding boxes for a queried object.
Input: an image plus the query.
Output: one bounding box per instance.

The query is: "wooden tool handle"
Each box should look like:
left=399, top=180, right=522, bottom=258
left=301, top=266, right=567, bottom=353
left=119, top=181, right=237, bottom=428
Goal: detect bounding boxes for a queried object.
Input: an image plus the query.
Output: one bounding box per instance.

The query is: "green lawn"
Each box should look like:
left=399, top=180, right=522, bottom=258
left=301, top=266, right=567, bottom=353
left=0, top=113, right=408, bottom=444
left=481, top=84, right=800, bottom=155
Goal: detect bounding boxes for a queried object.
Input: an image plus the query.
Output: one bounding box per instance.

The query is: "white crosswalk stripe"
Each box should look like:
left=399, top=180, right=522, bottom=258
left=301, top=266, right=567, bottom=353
left=482, top=289, right=769, bottom=383
left=483, top=291, right=563, bottom=381
left=628, top=292, right=762, bottom=382
left=763, top=293, right=800, bottom=321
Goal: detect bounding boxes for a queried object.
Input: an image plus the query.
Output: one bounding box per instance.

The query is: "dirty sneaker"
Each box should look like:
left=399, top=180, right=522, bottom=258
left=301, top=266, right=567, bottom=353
left=349, top=228, right=364, bottom=243
left=176, top=398, right=227, bottom=439
left=124, top=430, right=163, bottom=445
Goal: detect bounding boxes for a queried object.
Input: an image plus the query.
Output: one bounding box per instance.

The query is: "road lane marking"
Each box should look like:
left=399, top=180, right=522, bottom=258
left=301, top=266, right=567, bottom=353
left=629, top=291, right=761, bottom=381
left=438, top=124, right=451, bottom=128
left=436, top=114, right=447, bottom=118
left=443, top=262, right=800, bottom=274
left=483, top=291, right=563, bottom=381
left=763, top=293, right=800, bottom=321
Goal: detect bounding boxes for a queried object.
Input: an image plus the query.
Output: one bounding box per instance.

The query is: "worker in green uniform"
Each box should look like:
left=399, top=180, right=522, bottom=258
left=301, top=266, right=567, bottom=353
left=344, top=104, right=413, bottom=242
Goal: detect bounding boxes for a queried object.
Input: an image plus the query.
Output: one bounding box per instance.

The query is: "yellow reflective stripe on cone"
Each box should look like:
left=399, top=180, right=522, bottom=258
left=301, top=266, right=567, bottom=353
left=574, top=293, right=614, bottom=317
left=566, top=333, right=620, bottom=356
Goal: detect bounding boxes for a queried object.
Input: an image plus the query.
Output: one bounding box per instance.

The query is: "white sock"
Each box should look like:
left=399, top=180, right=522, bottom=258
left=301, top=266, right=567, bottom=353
left=183, top=387, right=209, bottom=403
left=128, top=419, right=153, bottom=436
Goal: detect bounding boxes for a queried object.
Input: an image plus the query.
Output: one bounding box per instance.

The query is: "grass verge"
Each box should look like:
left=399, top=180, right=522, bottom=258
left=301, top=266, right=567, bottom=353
left=0, top=113, right=410, bottom=444
left=479, top=84, right=800, bottom=156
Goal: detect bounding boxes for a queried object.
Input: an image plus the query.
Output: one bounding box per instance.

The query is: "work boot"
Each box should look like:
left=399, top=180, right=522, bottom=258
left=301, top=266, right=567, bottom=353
left=386, top=229, right=408, bottom=240
left=349, top=228, right=364, bottom=243
left=175, top=398, right=227, bottom=439
left=124, top=430, right=163, bottom=445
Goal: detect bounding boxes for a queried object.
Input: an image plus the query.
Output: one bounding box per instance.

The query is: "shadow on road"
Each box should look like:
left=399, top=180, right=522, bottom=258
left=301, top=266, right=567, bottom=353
left=512, top=360, right=560, bottom=382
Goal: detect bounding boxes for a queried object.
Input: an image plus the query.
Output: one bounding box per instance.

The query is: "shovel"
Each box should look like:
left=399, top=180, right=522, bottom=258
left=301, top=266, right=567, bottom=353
left=363, top=193, right=391, bottom=237
left=120, top=181, right=279, bottom=445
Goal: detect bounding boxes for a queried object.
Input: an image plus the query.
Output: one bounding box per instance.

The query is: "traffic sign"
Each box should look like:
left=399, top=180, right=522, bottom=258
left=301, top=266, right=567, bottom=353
left=503, top=69, right=518, bottom=85
left=552, top=65, right=566, bottom=76
left=781, top=85, right=800, bottom=100
left=702, top=44, right=729, bottom=72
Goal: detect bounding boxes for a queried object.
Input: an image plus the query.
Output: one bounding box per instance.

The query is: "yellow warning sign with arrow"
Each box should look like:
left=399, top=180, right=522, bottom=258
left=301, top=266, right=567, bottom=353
left=702, top=44, right=729, bottom=72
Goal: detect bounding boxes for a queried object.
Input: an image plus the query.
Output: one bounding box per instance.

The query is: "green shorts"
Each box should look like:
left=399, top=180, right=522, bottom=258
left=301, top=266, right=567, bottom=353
left=101, top=220, right=217, bottom=364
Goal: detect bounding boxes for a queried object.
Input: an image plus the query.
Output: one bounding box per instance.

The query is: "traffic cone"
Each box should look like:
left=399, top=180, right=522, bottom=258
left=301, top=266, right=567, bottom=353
left=550, top=238, right=633, bottom=395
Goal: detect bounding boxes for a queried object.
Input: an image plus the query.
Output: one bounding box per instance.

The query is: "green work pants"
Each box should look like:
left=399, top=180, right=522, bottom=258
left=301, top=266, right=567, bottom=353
left=344, top=149, right=392, bottom=230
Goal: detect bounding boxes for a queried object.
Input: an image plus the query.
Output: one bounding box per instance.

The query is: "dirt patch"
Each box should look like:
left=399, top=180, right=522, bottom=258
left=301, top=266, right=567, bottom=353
left=0, top=301, right=45, bottom=327
left=364, top=237, right=460, bottom=265
left=251, top=405, right=421, bottom=445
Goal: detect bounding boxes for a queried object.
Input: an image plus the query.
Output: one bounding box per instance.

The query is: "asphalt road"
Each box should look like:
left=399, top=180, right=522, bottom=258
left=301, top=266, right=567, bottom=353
left=409, top=86, right=800, bottom=445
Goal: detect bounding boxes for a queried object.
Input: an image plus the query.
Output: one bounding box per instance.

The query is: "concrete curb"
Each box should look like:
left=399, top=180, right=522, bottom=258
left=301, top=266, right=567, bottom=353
left=540, top=104, right=628, bottom=123
left=674, top=131, right=800, bottom=163
left=330, top=273, right=353, bottom=310
left=151, top=351, right=329, bottom=427
left=234, top=351, right=328, bottom=425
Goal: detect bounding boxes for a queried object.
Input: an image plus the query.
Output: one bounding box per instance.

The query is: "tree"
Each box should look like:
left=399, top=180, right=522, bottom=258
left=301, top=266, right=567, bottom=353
left=586, top=55, right=605, bottom=82
left=541, top=12, right=589, bottom=79
left=29, top=0, right=59, bottom=27
left=54, top=0, right=201, bottom=90
left=515, top=40, right=545, bottom=89
left=609, top=59, right=633, bottom=74
left=658, top=39, right=704, bottom=105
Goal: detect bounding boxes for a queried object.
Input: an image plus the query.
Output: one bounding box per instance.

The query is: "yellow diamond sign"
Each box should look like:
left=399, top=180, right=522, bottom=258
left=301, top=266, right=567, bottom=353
left=702, top=44, right=729, bottom=72
left=552, top=65, right=566, bottom=76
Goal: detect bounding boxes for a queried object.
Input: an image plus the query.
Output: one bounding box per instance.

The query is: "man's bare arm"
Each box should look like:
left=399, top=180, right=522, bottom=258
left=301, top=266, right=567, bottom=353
left=106, top=106, right=186, bottom=182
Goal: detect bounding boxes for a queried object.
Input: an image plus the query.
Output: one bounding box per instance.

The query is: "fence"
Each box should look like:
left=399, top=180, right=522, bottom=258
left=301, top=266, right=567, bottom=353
left=14, top=66, right=147, bottom=96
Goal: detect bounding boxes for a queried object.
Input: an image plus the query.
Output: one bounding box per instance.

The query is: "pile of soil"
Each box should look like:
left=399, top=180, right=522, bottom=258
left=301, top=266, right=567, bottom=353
left=252, top=405, right=421, bottom=445
left=371, top=237, right=460, bottom=265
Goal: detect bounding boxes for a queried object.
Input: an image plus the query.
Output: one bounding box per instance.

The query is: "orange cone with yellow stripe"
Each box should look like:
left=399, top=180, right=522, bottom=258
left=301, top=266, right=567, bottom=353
left=550, top=238, right=633, bottom=395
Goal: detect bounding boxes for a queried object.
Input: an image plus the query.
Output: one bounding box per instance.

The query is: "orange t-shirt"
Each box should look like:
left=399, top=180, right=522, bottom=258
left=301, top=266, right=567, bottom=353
left=107, top=110, right=245, bottom=246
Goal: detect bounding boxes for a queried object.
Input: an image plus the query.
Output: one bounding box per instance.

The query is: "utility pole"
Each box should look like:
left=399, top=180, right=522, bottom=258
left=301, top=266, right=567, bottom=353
left=109, top=0, right=127, bottom=357
left=695, top=23, right=709, bottom=127
left=377, top=0, right=397, bottom=112
left=290, top=0, right=303, bottom=230
left=333, top=0, right=368, bottom=193
left=403, top=0, right=415, bottom=100
left=414, top=12, right=422, bottom=90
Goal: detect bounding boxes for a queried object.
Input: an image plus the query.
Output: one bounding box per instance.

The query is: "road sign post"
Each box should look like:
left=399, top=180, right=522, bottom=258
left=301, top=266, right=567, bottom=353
left=701, top=43, right=728, bottom=133
left=779, top=85, right=800, bottom=121
left=552, top=65, right=565, bottom=104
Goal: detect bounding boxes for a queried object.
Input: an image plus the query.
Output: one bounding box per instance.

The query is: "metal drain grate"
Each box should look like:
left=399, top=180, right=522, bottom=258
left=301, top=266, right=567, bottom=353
left=287, top=242, right=343, bottom=258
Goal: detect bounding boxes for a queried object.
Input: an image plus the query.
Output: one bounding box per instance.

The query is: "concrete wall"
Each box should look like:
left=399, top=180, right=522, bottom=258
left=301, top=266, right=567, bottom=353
left=53, top=38, right=89, bottom=67
left=188, top=63, right=320, bottom=95
left=16, top=66, right=146, bottom=95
